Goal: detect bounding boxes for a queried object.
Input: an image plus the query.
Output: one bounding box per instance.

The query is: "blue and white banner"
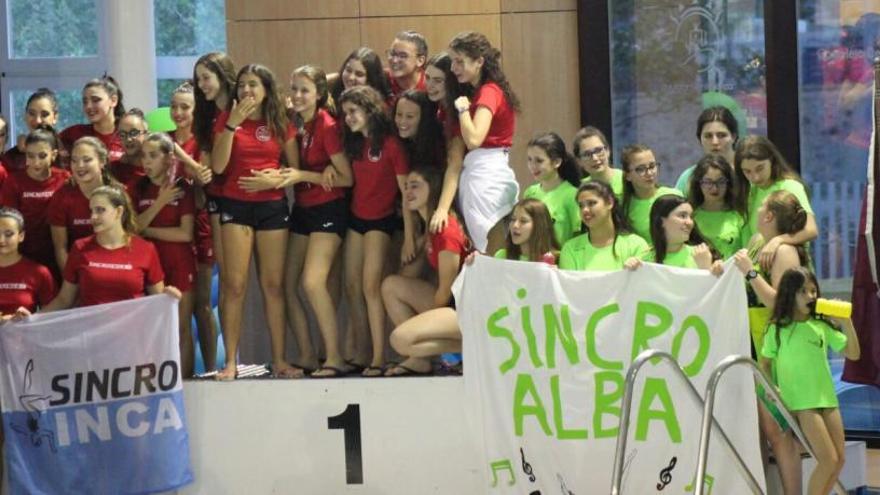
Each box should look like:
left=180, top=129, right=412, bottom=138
left=0, top=295, right=193, bottom=495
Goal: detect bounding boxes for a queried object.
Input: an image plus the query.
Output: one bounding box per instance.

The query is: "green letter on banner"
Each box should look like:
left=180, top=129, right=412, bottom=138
left=672, top=315, right=711, bottom=377
left=631, top=302, right=673, bottom=361
left=513, top=374, right=551, bottom=436
left=585, top=303, right=623, bottom=370
left=593, top=371, right=624, bottom=438
left=487, top=307, right=521, bottom=374
left=544, top=304, right=580, bottom=369
left=635, top=377, right=682, bottom=443
left=550, top=375, right=588, bottom=439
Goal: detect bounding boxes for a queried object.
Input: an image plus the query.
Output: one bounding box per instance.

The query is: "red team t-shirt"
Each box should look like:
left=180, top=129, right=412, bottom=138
left=130, top=180, right=197, bottom=291
left=350, top=136, right=409, bottom=220
left=0, top=258, right=57, bottom=313
left=212, top=112, right=297, bottom=202
left=0, top=163, right=6, bottom=190
left=109, top=158, right=145, bottom=186
left=470, top=82, right=515, bottom=148
left=295, top=109, right=345, bottom=207
left=175, top=134, right=213, bottom=264
left=437, top=106, right=462, bottom=141
left=426, top=214, right=469, bottom=271
left=63, top=235, right=164, bottom=307
left=1, top=168, right=71, bottom=272
left=59, top=124, right=125, bottom=163
left=47, top=183, right=94, bottom=247
left=387, top=69, right=426, bottom=108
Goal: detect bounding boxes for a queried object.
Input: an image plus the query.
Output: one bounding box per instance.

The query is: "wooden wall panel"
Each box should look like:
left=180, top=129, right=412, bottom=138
left=501, top=0, right=576, bottom=13
left=227, top=19, right=361, bottom=85
left=359, top=15, right=501, bottom=58
left=359, top=0, right=499, bottom=17
left=501, top=11, right=581, bottom=187
left=226, top=0, right=358, bottom=21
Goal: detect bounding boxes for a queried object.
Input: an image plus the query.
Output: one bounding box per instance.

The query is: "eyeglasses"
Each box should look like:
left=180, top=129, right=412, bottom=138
left=699, top=178, right=729, bottom=189
left=632, top=162, right=660, bottom=176
left=386, top=50, right=411, bottom=61
left=118, top=130, right=146, bottom=140
left=577, top=146, right=607, bottom=159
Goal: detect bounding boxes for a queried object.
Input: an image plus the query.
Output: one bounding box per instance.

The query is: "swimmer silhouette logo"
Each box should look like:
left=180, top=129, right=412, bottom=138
left=10, top=359, right=57, bottom=453
left=672, top=2, right=725, bottom=89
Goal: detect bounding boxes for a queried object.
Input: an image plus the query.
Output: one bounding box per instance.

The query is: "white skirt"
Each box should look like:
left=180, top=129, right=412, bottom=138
left=458, top=147, right=519, bottom=252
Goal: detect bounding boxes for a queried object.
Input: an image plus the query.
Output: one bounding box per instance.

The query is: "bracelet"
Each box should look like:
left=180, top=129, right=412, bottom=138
left=457, top=107, right=469, bottom=115
left=224, top=123, right=237, bottom=132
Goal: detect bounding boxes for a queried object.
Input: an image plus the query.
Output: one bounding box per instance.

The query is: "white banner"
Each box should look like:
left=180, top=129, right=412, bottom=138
left=0, top=295, right=193, bottom=495
left=454, top=257, right=765, bottom=494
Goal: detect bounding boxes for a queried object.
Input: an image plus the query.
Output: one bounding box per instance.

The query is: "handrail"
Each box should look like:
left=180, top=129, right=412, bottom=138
left=610, top=349, right=764, bottom=495
left=694, top=355, right=847, bottom=495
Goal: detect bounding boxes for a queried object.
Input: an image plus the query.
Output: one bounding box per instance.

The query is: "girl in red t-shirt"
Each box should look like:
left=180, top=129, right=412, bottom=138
left=1, top=126, right=70, bottom=277
left=329, top=48, right=393, bottom=111
left=242, top=65, right=354, bottom=376
left=193, top=52, right=236, bottom=283
left=449, top=31, right=521, bottom=255
left=382, top=167, right=469, bottom=376
left=0, top=207, right=56, bottom=318
left=48, top=137, right=122, bottom=272
left=32, top=185, right=178, bottom=313
left=211, top=64, right=300, bottom=381
left=133, top=132, right=198, bottom=377
left=59, top=77, right=126, bottom=164
left=338, top=86, right=414, bottom=378
left=170, top=81, right=218, bottom=372
left=1, top=88, right=61, bottom=172
left=424, top=53, right=466, bottom=236
left=111, top=109, right=149, bottom=186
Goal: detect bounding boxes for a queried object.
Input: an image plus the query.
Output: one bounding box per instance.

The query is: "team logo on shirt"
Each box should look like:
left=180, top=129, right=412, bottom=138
left=109, top=150, right=125, bottom=162
left=0, top=283, right=28, bottom=290
left=368, top=149, right=382, bottom=162
left=88, top=262, right=133, bottom=270
left=255, top=126, right=272, bottom=142
left=22, top=191, right=55, bottom=199
left=73, top=219, right=91, bottom=226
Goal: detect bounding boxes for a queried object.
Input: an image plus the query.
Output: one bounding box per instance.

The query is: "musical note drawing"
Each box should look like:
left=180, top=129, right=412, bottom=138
left=489, top=459, right=516, bottom=487
left=556, top=473, right=575, bottom=495
left=520, top=447, right=536, bottom=482
left=10, top=359, right=57, bottom=453
left=684, top=472, right=715, bottom=494
left=656, top=456, right=677, bottom=490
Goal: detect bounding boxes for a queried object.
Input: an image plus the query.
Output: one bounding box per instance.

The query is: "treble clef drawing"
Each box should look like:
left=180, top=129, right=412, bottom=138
left=656, top=456, right=677, bottom=490
left=520, top=447, right=536, bottom=482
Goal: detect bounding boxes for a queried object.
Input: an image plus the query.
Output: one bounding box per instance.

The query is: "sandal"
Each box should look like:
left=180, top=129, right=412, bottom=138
left=311, top=365, right=347, bottom=378
left=272, top=365, right=306, bottom=379
left=361, top=366, right=384, bottom=377
left=344, top=360, right=367, bottom=374
left=384, top=364, right=432, bottom=377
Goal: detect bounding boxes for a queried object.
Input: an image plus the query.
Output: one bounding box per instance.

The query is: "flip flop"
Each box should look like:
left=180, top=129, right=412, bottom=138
left=344, top=360, right=367, bottom=374
left=311, top=366, right=347, bottom=378
left=272, top=365, right=306, bottom=379
left=384, top=364, right=432, bottom=377
left=289, top=362, right=317, bottom=375
left=361, top=366, right=384, bottom=377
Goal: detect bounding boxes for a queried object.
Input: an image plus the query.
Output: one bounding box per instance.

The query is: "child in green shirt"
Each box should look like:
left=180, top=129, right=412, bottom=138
left=521, top=132, right=582, bottom=246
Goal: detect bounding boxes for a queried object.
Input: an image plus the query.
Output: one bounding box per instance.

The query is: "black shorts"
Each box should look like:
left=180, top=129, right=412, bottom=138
left=348, top=213, right=397, bottom=236
left=206, top=194, right=223, bottom=215
left=290, top=198, right=348, bottom=237
left=219, top=198, right=289, bottom=231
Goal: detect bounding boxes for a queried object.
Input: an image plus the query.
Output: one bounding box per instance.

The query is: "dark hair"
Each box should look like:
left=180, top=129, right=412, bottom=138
left=425, top=52, right=463, bottom=113
left=120, top=107, right=147, bottom=126
left=505, top=198, right=558, bottom=262
left=734, top=135, right=805, bottom=215
left=26, top=88, right=59, bottom=116
left=649, top=194, right=711, bottom=264
left=620, top=143, right=654, bottom=218
left=25, top=124, right=61, bottom=151
left=291, top=65, right=332, bottom=123
left=83, top=76, right=125, bottom=123
left=396, top=90, right=444, bottom=170
left=688, top=154, right=739, bottom=212
left=448, top=31, right=521, bottom=112
left=577, top=181, right=630, bottom=259
left=395, top=30, right=429, bottom=59
left=137, top=133, right=177, bottom=197
left=0, top=207, right=25, bottom=232
left=68, top=137, right=123, bottom=189
left=330, top=47, right=392, bottom=105
left=193, top=52, right=236, bottom=150
left=572, top=126, right=610, bottom=157
left=696, top=106, right=738, bottom=143
left=339, top=86, right=394, bottom=160
left=91, top=185, right=138, bottom=237
left=408, top=166, right=444, bottom=221
left=769, top=266, right=822, bottom=349
left=527, top=132, right=582, bottom=187
left=236, top=64, right=289, bottom=144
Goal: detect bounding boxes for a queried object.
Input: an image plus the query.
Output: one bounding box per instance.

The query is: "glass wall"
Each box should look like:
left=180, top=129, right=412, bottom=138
left=609, top=0, right=767, bottom=186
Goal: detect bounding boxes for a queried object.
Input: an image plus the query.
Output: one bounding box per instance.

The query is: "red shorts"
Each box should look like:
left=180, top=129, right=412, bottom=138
left=195, top=208, right=214, bottom=265
left=158, top=246, right=197, bottom=293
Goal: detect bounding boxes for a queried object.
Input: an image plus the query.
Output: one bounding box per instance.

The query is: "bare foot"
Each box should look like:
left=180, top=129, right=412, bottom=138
left=215, top=366, right=237, bottom=381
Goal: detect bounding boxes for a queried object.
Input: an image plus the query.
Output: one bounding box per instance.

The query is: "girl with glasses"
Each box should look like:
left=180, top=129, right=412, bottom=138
left=620, top=144, right=682, bottom=244
left=572, top=126, right=624, bottom=198
left=111, top=108, right=149, bottom=185
left=688, top=154, right=746, bottom=260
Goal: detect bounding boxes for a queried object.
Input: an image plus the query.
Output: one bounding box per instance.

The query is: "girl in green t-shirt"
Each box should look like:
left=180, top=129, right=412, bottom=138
left=620, top=144, right=682, bottom=243
left=734, top=135, right=817, bottom=272
left=521, top=132, right=583, bottom=246
left=688, top=154, right=746, bottom=260
left=674, top=105, right=739, bottom=194
left=572, top=126, right=624, bottom=198
left=496, top=198, right=559, bottom=264
left=559, top=181, right=649, bottom=271
left=762, top=267, right=859, bottom=495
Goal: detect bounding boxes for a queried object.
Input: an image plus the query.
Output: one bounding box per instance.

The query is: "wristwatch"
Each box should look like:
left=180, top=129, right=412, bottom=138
left=745, top=269, right=758, bottom=281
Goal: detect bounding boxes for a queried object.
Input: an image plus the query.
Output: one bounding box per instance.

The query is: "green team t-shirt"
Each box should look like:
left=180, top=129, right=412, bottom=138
left=658, top=244, right=699, bottom=268
left=675, top=165, right=696, bottom=195
left=494, top=248, right=528, bottom=261
left=762, top=319, right=847, bottom=411
left=559, top=232, right=650, bottom=271
left=694, top=208, right=746, bottom=260
left=746, top=179, right=813, bottom=240
left=626, top=186, right=683, bottom=244
left=581, top=168, right=625, bottom=199
left=523, top=181, right=581, bottom=246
